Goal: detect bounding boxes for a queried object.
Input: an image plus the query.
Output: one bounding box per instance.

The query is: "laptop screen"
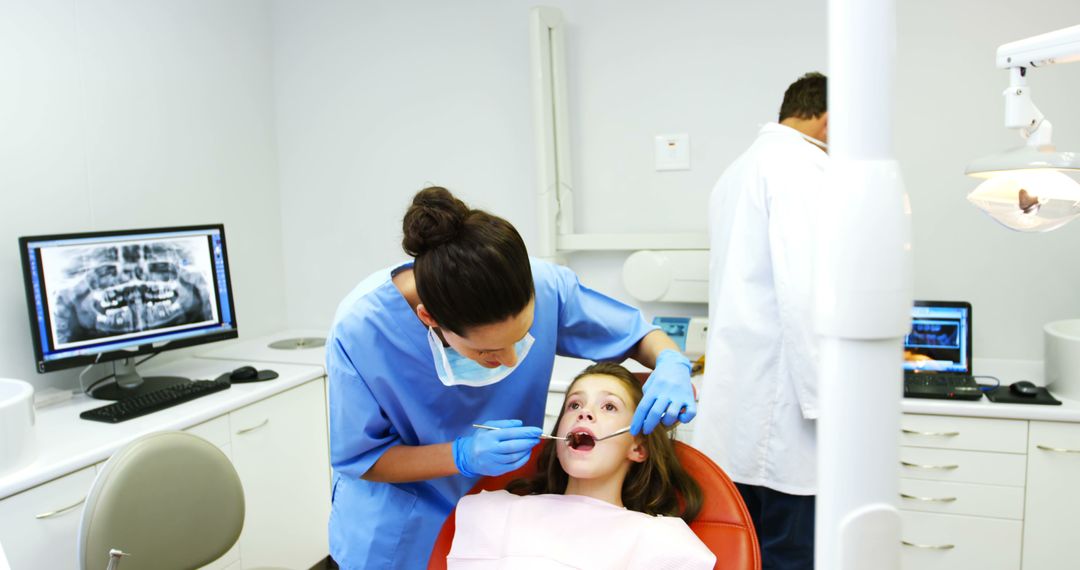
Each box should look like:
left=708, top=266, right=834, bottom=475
left=903, top=301, right=973, bottom=374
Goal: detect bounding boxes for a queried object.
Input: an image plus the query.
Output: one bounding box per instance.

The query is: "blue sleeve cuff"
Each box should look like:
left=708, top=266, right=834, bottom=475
left=452, top=436, right=477, bottom=479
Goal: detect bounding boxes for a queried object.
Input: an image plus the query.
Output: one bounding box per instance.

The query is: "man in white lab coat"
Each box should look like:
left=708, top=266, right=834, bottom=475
left=694, top=72, right=828, bottom=570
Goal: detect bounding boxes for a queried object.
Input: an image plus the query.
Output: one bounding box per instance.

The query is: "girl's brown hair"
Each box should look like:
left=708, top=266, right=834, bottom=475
left=507, top=362, right=703, bottom=522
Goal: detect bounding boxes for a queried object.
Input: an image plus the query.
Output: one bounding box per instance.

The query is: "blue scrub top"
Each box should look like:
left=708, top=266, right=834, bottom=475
left=326, top=258, right=655, bottom=569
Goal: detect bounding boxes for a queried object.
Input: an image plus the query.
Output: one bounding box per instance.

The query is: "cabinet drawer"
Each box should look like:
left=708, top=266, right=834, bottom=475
left=1029, top=420, right=1080, bottom=451
left=901, top=511, right=1021, bottom=570
left=898, top=447, right=1026, bottom=486
left=187, top=414, right=231, bottom=449
left=899, top=478, right=1023, bottom=519
left=0, top=466, right=96, bottom=570
left=900, top=414, right=1027, bottom=453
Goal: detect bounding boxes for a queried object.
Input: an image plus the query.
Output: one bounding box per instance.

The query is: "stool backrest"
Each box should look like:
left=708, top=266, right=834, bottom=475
left=78, top=431, right=245, bottom=570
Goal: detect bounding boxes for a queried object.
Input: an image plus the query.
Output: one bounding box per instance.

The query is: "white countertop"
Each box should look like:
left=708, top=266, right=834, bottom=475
left=207, top=330, right=1080, bottom=422
left=197, top=329, right=329, bottom=369
left=0, top=357, right=323, bottom=500
left=902, top=394, right=1080, bottom=422
left=198, top=330, right=647, bottom=392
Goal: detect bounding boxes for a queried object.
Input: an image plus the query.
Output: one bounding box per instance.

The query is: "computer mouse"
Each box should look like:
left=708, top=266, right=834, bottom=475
left=230, top=366, right=258, bottom=381
left=1009, top=380, right=1039, bottom=398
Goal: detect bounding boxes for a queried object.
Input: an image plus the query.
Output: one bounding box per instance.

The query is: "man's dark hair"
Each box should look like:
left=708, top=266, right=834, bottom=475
left=778, top=72, right=827, bottom=122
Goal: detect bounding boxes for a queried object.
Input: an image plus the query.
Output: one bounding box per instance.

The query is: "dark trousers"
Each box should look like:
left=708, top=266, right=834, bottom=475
left=736, top=483, right=816, bottom=570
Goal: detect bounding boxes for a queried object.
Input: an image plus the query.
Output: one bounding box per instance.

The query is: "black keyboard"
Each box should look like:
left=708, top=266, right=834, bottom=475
left=80, top=377, right=231, bottom=423
left=904, top=373, right=983, bottom=401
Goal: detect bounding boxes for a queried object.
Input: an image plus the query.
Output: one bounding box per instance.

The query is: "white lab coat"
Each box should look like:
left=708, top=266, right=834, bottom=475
left=693, top=122, right=828, bottom=496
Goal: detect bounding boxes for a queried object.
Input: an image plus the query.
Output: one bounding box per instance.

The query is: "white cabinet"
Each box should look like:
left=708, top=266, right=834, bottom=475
left=0, top=466, right=95, bottom=569
left=897, top=414, right=1080, bottom=569
left=898, top=414, right=1026, bottom=570
left=230, top=379, right=330, bottom=570
left=188, top=415, right=240, bottom=570
left=899, top=414, right=1028, bottom=453
left=1022, top=421, right=1080, bottom=570
left=900, top=511, right=1021, bottom=570
left=0, top=377, right=330, bottom=570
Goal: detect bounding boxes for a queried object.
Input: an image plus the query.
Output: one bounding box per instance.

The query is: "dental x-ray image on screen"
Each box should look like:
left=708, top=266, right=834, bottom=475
left=903, top=302, right=971, bottom=374
left=39, top=236, right=218, bottom=349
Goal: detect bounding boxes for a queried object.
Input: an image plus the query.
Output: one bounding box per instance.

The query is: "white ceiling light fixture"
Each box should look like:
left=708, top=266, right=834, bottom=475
left=966, top=24, right=1080, bottom=232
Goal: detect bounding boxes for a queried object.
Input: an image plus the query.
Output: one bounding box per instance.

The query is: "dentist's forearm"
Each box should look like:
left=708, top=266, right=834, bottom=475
left=628, top=329, right=682, bottom=369
left=362, top=443, right=458, bottom=483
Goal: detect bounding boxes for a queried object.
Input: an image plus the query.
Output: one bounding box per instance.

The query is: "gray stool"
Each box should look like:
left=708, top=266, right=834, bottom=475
left=78, top=431, right=252, bottom=570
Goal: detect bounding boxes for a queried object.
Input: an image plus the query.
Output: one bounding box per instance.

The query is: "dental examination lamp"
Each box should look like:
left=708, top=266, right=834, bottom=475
left=966, top=24, right=1080, bottom=232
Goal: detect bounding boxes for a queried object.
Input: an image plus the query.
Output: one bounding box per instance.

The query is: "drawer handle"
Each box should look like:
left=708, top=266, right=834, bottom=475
left=1036, top=444, right=1080, bottom=454
left=900, top=461, right=959, bottom=471
left=237, top=419, right=270, bottom=435
left=901, top=428, right=959, bottom=437
left=35, top=497, right=86, bottom=519
left=902, top=540, right=955, bottom=550
left=900, top=492, right=957, bottom=503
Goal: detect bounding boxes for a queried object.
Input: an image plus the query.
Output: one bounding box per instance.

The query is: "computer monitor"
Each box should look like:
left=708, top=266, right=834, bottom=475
left=19, top=224, right=238, bottom=400
left=903, top=300, right=972, bottom=374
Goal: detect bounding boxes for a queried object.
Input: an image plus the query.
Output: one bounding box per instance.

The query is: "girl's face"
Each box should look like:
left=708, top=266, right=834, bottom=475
left=555, top=374, right=646, bottom=480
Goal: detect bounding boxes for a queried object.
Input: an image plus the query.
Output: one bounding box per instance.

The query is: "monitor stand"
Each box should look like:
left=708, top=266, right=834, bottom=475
left=89, top=357, right=190, bottom=401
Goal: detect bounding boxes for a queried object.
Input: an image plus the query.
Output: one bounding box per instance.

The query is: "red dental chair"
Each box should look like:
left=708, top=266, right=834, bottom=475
left=426, top=439, right=761, bottom=570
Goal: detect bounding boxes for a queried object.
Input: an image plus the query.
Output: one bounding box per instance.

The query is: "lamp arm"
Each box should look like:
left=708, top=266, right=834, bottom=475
left=995, top=25, right=1080, bottom=148
left=996, top=24, right=1080, bottom=69
left=1003, top=67, right=1052, bottom=148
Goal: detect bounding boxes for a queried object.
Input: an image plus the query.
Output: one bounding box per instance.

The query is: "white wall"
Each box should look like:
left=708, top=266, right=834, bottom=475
left=1, top=1, right=1075, bottom=393
left=270, top=0, right=541, bottom=331
left=272, top=0, right=1080, bottom=364
left=270, top=0, right=825, bottom=327
left=0, top=0, right=287, bottom=391
left=895, top=0, right=1080, bottom=360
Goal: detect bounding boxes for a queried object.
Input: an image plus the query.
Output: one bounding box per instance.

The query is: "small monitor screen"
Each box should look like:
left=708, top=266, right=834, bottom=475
left=652, top=316, right=689, bottom=352
left=903, top=302, right=971, bottom=374
left=20, top=225, right=237, bottom=372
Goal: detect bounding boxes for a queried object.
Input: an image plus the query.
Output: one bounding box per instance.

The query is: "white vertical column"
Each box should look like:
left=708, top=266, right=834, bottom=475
left=530, top=7, right=573, bottom=262
left=816, top=0, right=913, bottom=568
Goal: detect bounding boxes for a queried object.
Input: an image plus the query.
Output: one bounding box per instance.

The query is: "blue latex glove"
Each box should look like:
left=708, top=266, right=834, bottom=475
left=453, top=419, right=542, bottom=478
left=630, top=349, right=697, bottom=435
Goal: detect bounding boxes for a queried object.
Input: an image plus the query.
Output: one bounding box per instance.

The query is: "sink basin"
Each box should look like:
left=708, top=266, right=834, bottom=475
left=1046, top=319, right=1080, bottom=401
left=0, top=378, right=35, bottom=477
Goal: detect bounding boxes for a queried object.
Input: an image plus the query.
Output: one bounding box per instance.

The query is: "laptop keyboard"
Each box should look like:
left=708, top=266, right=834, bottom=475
left=904, top=374, right=983, bottom=400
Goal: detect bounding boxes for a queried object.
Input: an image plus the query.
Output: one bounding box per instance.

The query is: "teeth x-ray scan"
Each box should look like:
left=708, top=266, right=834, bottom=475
left=40, top=236, right=217, bottom=348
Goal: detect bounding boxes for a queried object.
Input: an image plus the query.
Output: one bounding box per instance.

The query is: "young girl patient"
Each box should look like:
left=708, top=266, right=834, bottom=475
left=447, top=362, right=716, bottom=569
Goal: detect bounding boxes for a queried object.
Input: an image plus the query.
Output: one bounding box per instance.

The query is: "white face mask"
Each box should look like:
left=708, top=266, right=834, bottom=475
left=427, top=327, right=535, bottom=388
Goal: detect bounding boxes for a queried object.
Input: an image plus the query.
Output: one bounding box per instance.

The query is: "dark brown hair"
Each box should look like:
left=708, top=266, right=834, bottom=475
left=506, top=362, right=703, bottom=522
left=402, top=186, right=534, bottom=336
left=778, top=71, right=827, bottom=122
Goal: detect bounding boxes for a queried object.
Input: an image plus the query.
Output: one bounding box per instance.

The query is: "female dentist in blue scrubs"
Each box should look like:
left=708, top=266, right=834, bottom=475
left=326, top=186, right=697, bottom=569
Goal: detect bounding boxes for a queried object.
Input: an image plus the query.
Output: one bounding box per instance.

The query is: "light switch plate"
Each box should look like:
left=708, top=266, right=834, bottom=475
left=655, top=133, right=690, bottom=171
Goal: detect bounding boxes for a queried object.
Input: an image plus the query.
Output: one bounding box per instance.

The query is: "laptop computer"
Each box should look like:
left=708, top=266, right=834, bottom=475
left=903, top=300, right=983, bottom=401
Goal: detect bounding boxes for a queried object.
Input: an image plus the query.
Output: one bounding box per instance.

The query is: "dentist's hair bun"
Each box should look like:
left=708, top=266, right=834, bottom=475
left=402, top=186, right=470, bottom=257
